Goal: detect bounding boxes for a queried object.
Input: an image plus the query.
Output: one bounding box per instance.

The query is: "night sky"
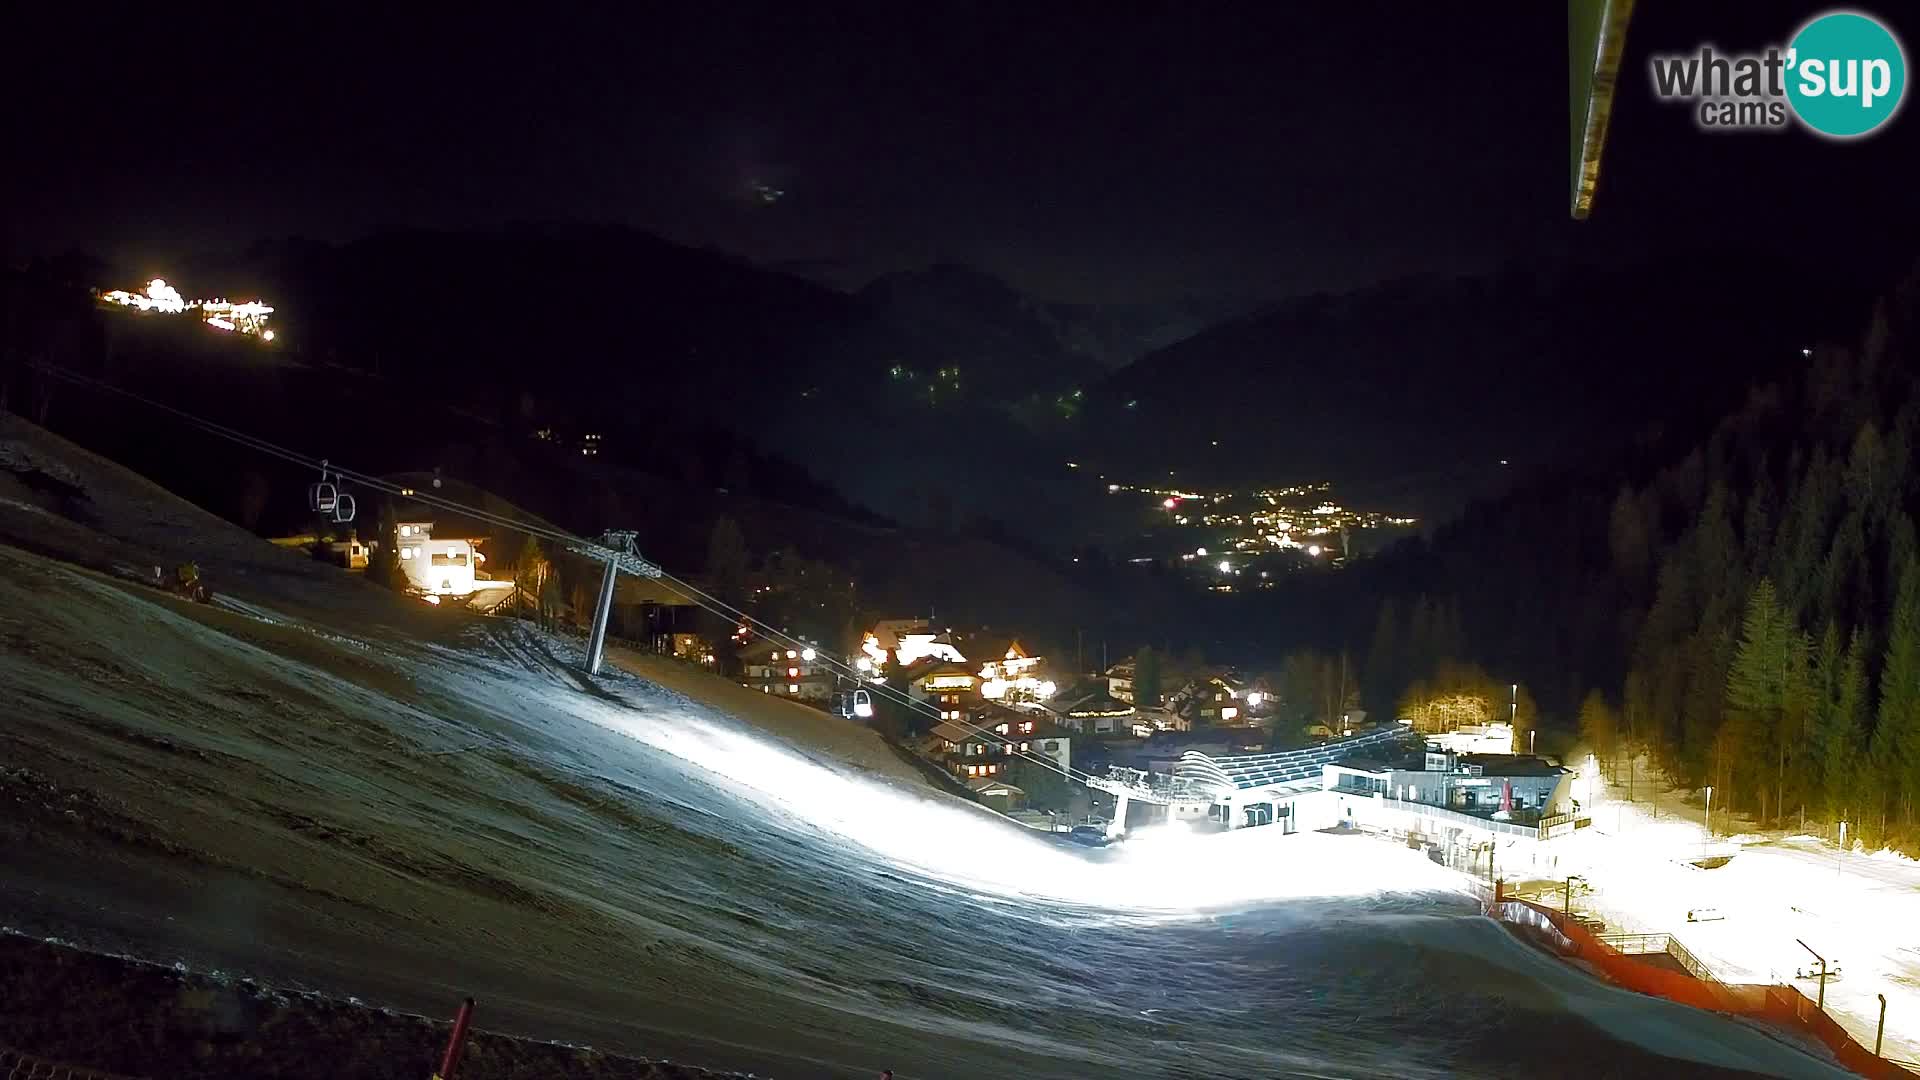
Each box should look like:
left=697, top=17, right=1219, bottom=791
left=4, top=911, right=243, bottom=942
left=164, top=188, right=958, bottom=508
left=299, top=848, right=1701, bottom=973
left=5, top=4, right=1915, bottom=304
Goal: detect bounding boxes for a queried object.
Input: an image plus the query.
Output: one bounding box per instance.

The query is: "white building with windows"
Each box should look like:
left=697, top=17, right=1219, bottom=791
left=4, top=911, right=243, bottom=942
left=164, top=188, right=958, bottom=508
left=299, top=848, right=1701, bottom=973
left=393, top=521, right=480, bottom=598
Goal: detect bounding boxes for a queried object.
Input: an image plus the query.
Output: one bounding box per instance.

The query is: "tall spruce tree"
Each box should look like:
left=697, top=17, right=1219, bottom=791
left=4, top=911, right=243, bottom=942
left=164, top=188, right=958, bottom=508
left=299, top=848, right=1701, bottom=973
left=1826, top=628, right=1870, bottom=827
left=1725, top=579, right=1788, bottom=819
left=1875, top=557, right=1920, bottom=830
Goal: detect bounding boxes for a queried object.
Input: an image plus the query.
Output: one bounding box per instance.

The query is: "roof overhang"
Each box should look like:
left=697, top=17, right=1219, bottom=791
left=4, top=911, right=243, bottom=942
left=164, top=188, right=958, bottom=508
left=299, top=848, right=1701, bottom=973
left=1569, top=0, right=1638, bottom=219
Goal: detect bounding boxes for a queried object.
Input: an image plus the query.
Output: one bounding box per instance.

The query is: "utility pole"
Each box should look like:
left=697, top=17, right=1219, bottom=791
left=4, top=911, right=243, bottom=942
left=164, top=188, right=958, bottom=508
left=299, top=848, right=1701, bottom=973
left=1877, top=993, right=1887, bottom=1057
left=1565, top=874, right=1583, bottom=918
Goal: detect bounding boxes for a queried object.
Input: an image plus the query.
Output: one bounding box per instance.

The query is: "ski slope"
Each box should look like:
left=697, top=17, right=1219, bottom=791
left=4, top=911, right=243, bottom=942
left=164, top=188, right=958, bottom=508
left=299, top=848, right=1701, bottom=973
left=0, top=416, right=1866, bottom=1078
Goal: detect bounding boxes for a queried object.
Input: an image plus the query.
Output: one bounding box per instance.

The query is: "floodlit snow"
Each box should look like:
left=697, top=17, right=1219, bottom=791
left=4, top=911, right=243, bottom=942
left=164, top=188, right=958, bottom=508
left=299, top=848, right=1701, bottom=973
left=568, top=670, right=1469, bottom=915
left=0, top=493, right=1864, bottom=1080
left=1558, top=763, right=1920, bottom=1064
left=408, top=625, right=1852, bottom=1076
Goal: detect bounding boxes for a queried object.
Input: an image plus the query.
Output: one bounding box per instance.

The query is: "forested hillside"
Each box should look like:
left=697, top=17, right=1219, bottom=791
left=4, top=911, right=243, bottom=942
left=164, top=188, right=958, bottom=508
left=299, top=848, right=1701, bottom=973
left=1348, top=261, right=1920, bottom=851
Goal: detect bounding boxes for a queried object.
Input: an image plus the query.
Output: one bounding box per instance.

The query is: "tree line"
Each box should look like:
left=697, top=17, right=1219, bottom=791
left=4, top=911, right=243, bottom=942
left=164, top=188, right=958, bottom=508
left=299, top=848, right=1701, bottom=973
left=1337, top=264, right=1920, bottom=851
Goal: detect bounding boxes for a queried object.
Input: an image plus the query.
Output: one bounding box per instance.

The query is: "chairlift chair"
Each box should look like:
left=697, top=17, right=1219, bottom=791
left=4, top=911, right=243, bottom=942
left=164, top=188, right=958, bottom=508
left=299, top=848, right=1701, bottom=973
left=308, top=463, right=356, bottom=523
left=852, top=689, right=874, bottom=719
left=307, top=469, right=338, bottom=514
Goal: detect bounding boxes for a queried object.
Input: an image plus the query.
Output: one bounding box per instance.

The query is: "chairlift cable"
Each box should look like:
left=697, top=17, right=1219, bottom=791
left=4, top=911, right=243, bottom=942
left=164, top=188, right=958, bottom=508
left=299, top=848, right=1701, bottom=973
left=26, top=362, right=1101, bottom=787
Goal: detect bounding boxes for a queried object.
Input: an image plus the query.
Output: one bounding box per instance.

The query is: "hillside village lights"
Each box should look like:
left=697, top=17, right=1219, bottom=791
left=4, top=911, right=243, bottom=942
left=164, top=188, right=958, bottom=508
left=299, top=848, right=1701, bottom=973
left=98, top=278, right=276, bottom=337
left=100, top=278, right=185, bottom=312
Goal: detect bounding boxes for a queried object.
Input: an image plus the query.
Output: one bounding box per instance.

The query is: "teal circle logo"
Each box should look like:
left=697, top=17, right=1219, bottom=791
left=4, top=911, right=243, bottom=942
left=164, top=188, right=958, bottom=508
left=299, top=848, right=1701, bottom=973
left=1786, top=11, right=1907, bottom=137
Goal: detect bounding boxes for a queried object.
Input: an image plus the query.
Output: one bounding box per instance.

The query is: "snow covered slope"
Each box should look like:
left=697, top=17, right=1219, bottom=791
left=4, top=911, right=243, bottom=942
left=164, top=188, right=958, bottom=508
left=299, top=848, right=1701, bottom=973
left=0, top=415, right=1860, bottom=1079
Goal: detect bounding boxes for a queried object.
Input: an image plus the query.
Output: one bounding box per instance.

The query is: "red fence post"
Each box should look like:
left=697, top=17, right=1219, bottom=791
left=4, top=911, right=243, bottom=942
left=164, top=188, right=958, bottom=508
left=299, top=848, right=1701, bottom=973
left=436, top=997, right=475, bottom=1080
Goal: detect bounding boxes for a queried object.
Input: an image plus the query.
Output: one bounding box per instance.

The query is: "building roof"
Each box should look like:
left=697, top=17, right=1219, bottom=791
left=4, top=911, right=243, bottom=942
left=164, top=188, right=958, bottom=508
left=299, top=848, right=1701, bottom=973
left=930, top=720, right=974, bottom=744
left=1174, top=726, right=1415, bottom=794
left=1458, top=754, right=1570, bottom=778
left=967, top=778, right=1025, bottom=797
left=865, top=619, right=931, bottom=652
left=911, top=659, right=976, bottom=683
left=739, top=639, right=819, bottom=662
left=1057, top=689, right=1136, bottom=718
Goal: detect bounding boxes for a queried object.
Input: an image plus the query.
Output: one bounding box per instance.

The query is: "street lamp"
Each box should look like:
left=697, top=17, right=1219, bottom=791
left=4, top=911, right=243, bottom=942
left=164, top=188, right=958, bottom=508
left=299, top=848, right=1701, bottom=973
left=1797, top=938, right=1831, bottom=1012
left=1704, top=785, right=1713, bottom=840
left=1565, top=874, right=1585, bottom=918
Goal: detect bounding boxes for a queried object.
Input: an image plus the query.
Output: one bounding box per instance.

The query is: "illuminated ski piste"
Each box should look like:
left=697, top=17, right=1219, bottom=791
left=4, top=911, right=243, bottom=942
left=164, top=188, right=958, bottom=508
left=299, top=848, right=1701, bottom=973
left=585, top=692, right=1470, bottom=914
left=0, top=418, right=1867, bottom=1078
left=423, top=630, right=1849, bottom=1077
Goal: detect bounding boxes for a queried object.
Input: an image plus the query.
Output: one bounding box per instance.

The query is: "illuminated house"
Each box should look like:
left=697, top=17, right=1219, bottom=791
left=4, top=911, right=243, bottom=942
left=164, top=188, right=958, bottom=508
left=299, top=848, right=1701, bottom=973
left=1105, top=661, right=1136, bottom=703
left=856, top=619, right=966, bottom=680
left=928, top=714, right=1072, bottom=784
left=1169, top=673, right=1252, bottom=728
left=976, top=640, right=1057, bottom=708
left=908, top=659, right=980, bottom=723
left=739, top=641, right=834, bottom=703
left=392, top=521, right=482, bottom=599
left=1047, top=686, right=1136, bottom=734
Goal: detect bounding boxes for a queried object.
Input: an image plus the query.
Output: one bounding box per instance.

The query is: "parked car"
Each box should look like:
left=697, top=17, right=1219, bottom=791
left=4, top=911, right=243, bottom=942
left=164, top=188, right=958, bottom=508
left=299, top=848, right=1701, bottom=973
left=1067, top=825, right=1112, bottom=847
left=1686, top=907, right=1726, bottom=923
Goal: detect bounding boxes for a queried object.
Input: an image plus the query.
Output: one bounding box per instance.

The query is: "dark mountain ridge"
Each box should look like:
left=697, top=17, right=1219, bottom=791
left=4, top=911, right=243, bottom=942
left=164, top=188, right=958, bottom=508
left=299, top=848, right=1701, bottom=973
left=1081, top=253, right=1889, bottom=522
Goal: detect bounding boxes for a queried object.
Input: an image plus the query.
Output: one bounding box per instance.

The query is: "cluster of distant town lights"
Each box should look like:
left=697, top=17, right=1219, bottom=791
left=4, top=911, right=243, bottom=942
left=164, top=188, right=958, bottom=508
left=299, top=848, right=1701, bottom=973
left=1080, top=475, right=1416, bottom=578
